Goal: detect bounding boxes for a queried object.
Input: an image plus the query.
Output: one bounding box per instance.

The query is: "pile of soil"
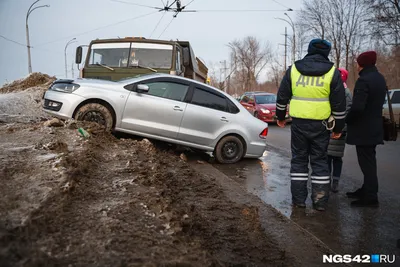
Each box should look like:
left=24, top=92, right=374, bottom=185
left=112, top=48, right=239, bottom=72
left=0, top=121, right=297, bottom=266
left=0, top=73, right=56, bottom=94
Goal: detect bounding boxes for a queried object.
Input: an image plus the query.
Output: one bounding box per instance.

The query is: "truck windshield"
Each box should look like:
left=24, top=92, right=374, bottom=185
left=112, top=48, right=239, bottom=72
left=88, top=42, right=173, bottom=69
left=255, top=95, right=277, bottom=104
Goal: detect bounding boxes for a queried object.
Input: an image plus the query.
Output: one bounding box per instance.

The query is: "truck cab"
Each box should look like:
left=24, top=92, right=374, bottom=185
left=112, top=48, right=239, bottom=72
left=75, top=37, right=208, bottom=83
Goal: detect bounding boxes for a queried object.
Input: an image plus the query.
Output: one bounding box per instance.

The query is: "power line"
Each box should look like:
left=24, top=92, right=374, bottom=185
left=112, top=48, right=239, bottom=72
left=158, top=17, right=175, bottom=38
left=182, top=9, right=294, bottom=12
left=185, top=0, right=196, bottom=7
left=270, top=0, right=291, bottom=10
left=34, top=11, right=158, bottom=47
left=109, top=0, right=159, bottom=9
left=149, top=11, right=167, bottom=38
left=0, top=35, right=26, bottom=47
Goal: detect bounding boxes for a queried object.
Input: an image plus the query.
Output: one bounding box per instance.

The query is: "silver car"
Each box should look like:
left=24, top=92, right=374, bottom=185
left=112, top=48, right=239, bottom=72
left=42, top=74, right=268, bottom=164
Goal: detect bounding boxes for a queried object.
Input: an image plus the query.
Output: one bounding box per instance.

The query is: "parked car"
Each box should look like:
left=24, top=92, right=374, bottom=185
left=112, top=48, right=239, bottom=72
left=383, top=89, right=400, bottom=127
left=239, top=92, right=291, bottom=123
left=42, top=74, right=268, bottom=164
left=238, top=91, right=265, bottom=102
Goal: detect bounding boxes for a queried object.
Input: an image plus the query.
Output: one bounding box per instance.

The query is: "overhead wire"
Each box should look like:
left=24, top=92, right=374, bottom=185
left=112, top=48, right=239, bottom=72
left=109, top=0, right=160, bottom=9
left=270, top=0, right=291, bottom=10
left=158, top=17, right=175, bottom=38
left=0, top=35, right=26, bottom=47
left=149, top=11, right=167, bottom=38
left=34, top=11, right=158, bottom=47
left=184, top=9, right=292, bottom=12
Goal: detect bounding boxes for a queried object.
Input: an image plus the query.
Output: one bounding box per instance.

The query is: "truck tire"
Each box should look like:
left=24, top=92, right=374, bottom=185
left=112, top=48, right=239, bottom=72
left=214, top=135, right=245, bottom=164
left=74, top=103, right=114, bottom=131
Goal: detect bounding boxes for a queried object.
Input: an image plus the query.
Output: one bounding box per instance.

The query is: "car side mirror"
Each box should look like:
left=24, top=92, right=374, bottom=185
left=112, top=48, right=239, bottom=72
left=75, top=46, right=83, bottom=64
left=137, top=84, right=149, bottom=92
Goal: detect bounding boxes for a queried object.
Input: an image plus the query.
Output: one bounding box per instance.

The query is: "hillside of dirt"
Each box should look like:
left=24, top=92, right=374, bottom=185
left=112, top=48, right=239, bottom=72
left=0, top=72, right=55, bottom=94
left=0, top=119, right=299, bottom=266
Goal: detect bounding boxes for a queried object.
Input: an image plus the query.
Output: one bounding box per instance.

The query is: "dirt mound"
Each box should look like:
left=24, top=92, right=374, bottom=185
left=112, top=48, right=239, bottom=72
left=0, top=73, right=56, bottom=94
left=0, top=124, right=297, bottom=266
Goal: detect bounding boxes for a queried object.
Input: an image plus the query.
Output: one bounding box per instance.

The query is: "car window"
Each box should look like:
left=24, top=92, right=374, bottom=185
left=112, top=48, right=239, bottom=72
left=391, top=91, right=400, bottom=104
left=255, top=95, right=277, bottom=104
left=144, top=82, right=188, bottom=102
left=191, top=87, right=228, bottom=112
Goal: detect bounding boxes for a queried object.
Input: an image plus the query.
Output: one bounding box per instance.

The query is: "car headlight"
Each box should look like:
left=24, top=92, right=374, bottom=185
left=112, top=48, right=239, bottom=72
left=49, top=83, right=80, bottom=93
left=260, top=108, right=271, bottom=114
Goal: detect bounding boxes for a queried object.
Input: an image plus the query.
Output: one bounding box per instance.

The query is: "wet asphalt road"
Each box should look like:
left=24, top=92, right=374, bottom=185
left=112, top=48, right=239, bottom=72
left=214, top=125, right=400, bottom=265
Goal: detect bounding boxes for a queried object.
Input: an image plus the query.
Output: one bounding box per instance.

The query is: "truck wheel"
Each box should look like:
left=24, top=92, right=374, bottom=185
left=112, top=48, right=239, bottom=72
left=214, top=135, right=245, bottom=164
left=74, top=103, right=114, bottom=131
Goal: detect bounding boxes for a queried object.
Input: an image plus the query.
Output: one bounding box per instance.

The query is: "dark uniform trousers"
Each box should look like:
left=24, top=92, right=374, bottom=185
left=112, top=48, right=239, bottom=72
left=290, top=119, right=331, bottom=205
left=356, top=145, right=378, bottom=200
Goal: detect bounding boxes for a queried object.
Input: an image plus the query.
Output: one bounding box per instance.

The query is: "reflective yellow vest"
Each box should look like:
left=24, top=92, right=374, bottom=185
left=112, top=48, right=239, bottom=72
left=289, top=64, right=335, bottom=120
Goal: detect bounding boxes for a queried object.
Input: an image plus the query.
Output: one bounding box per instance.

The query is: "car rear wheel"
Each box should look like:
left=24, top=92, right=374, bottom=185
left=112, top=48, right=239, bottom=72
left=214, top=135, right=245, bottom=164
left=74, top=103, right=114, bottom=131
left=254, top=111, right=258, bottom=118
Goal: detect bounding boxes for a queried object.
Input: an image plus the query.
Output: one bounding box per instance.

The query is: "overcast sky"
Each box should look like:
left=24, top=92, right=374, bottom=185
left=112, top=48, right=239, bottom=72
left=0, top=0, right=303, bottom=85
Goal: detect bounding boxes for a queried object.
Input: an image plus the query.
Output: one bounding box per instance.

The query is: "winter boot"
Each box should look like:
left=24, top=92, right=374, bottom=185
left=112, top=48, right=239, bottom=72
left=346, top=188, right=363, bottom=199
left=351, top=198, right=379, bottom=208
left=331, top=180, right=339, bottom=193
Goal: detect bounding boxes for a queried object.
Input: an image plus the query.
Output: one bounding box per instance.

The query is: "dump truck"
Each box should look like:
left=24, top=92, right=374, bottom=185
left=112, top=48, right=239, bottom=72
left=75, top=37, right=208, bottom=83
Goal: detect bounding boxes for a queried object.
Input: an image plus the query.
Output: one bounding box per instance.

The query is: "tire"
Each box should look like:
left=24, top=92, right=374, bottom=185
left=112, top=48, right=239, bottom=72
left=74, top=103, right=114, bottom=131
left=254, top=111, right=258, bottom=118
left=214, top=135, right=245, bottom=164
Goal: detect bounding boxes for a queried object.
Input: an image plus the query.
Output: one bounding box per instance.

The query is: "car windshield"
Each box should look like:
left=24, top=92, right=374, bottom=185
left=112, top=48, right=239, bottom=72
left=88, top=42, right=173, bottom=69
left=255, top=95, right=277, bottom=104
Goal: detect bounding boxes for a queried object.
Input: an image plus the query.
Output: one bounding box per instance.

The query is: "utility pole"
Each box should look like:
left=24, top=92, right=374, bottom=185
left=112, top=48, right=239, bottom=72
left=279, top=27, right=288, bottom=70
left=64, top=38, right=76, bottom=78
left=26, top=0, right=50, bottom=74
left=275, top=13, right=295, bottom=63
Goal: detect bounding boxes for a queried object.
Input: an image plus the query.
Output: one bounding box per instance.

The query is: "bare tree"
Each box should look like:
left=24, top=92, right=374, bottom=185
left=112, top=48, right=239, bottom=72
left=228, top=36, right=272, bottom=91
left=300, top=0, right=369, bottom=68
left=366, top=0, right=400, bottom=45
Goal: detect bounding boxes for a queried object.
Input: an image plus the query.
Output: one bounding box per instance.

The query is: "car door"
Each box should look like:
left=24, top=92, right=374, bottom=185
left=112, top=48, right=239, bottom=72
left=178, top=85, right=238, bottom=146
left=121, top=78, right=190, bottom=139
left=391, top=90, right=400, bottom=125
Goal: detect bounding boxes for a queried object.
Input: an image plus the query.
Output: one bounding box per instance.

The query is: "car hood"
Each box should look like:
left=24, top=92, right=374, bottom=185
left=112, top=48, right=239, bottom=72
left=257, top=103, right=276, bottom=110
left=72, top=78, right=122, bottom=91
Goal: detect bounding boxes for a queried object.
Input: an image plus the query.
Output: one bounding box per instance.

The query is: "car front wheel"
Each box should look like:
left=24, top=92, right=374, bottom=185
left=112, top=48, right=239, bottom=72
left=214, top=135, right=245, bottom=164
left=74, top=103, right=114, bottom=131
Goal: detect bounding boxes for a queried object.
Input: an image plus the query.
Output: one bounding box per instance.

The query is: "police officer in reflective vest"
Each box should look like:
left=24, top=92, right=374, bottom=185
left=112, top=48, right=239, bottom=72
left=276, top=39, right=346, bottom=211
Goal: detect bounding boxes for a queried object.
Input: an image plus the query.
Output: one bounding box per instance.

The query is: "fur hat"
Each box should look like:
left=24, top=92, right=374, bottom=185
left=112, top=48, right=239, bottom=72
left=356, top=51, right=377, bottom=67
left=307, top=39, right=332, bottom=58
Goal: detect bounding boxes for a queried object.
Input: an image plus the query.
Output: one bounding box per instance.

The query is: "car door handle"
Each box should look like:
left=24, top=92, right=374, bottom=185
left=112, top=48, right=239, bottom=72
left=173, top=106, right=183, bottom=111
left=220, top=117, right=229, bottom=122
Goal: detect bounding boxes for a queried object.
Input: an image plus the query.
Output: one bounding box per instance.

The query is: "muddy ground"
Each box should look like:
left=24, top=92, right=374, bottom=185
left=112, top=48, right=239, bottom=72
left=0, top=116, right=301, bottom=266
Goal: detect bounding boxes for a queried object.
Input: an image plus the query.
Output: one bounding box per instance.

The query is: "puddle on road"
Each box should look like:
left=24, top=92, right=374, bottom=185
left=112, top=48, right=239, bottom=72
left=214, top=148, right=400, bottom=259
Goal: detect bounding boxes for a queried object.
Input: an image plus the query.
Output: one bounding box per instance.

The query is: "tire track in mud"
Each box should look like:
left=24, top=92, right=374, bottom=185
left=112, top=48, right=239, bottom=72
left=0, top=127, right=298, bottom=266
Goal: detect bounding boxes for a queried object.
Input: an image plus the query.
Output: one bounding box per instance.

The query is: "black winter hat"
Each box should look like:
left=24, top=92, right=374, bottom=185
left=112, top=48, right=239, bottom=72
left=307, top=39, right=332, bottom=58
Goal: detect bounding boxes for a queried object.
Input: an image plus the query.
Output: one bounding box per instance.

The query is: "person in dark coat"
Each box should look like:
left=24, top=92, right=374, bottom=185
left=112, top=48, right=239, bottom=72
left=327, top=68, right=352, bottom=193
left=345, top=51, right=387, bottom=207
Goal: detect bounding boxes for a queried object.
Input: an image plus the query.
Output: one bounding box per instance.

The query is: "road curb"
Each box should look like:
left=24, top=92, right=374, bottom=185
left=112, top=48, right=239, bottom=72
left=189, top=160, right=352, bottom=267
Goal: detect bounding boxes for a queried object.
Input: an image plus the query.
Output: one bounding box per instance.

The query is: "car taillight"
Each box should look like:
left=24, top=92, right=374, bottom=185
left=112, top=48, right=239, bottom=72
left=259, top=128, right=268, bottom=139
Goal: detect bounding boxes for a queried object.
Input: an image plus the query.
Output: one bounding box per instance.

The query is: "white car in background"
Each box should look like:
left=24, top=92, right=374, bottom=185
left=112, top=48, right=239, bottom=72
left=383, top=89, right=400, bottom=127
left=42, top=74, right=269, bottom=164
